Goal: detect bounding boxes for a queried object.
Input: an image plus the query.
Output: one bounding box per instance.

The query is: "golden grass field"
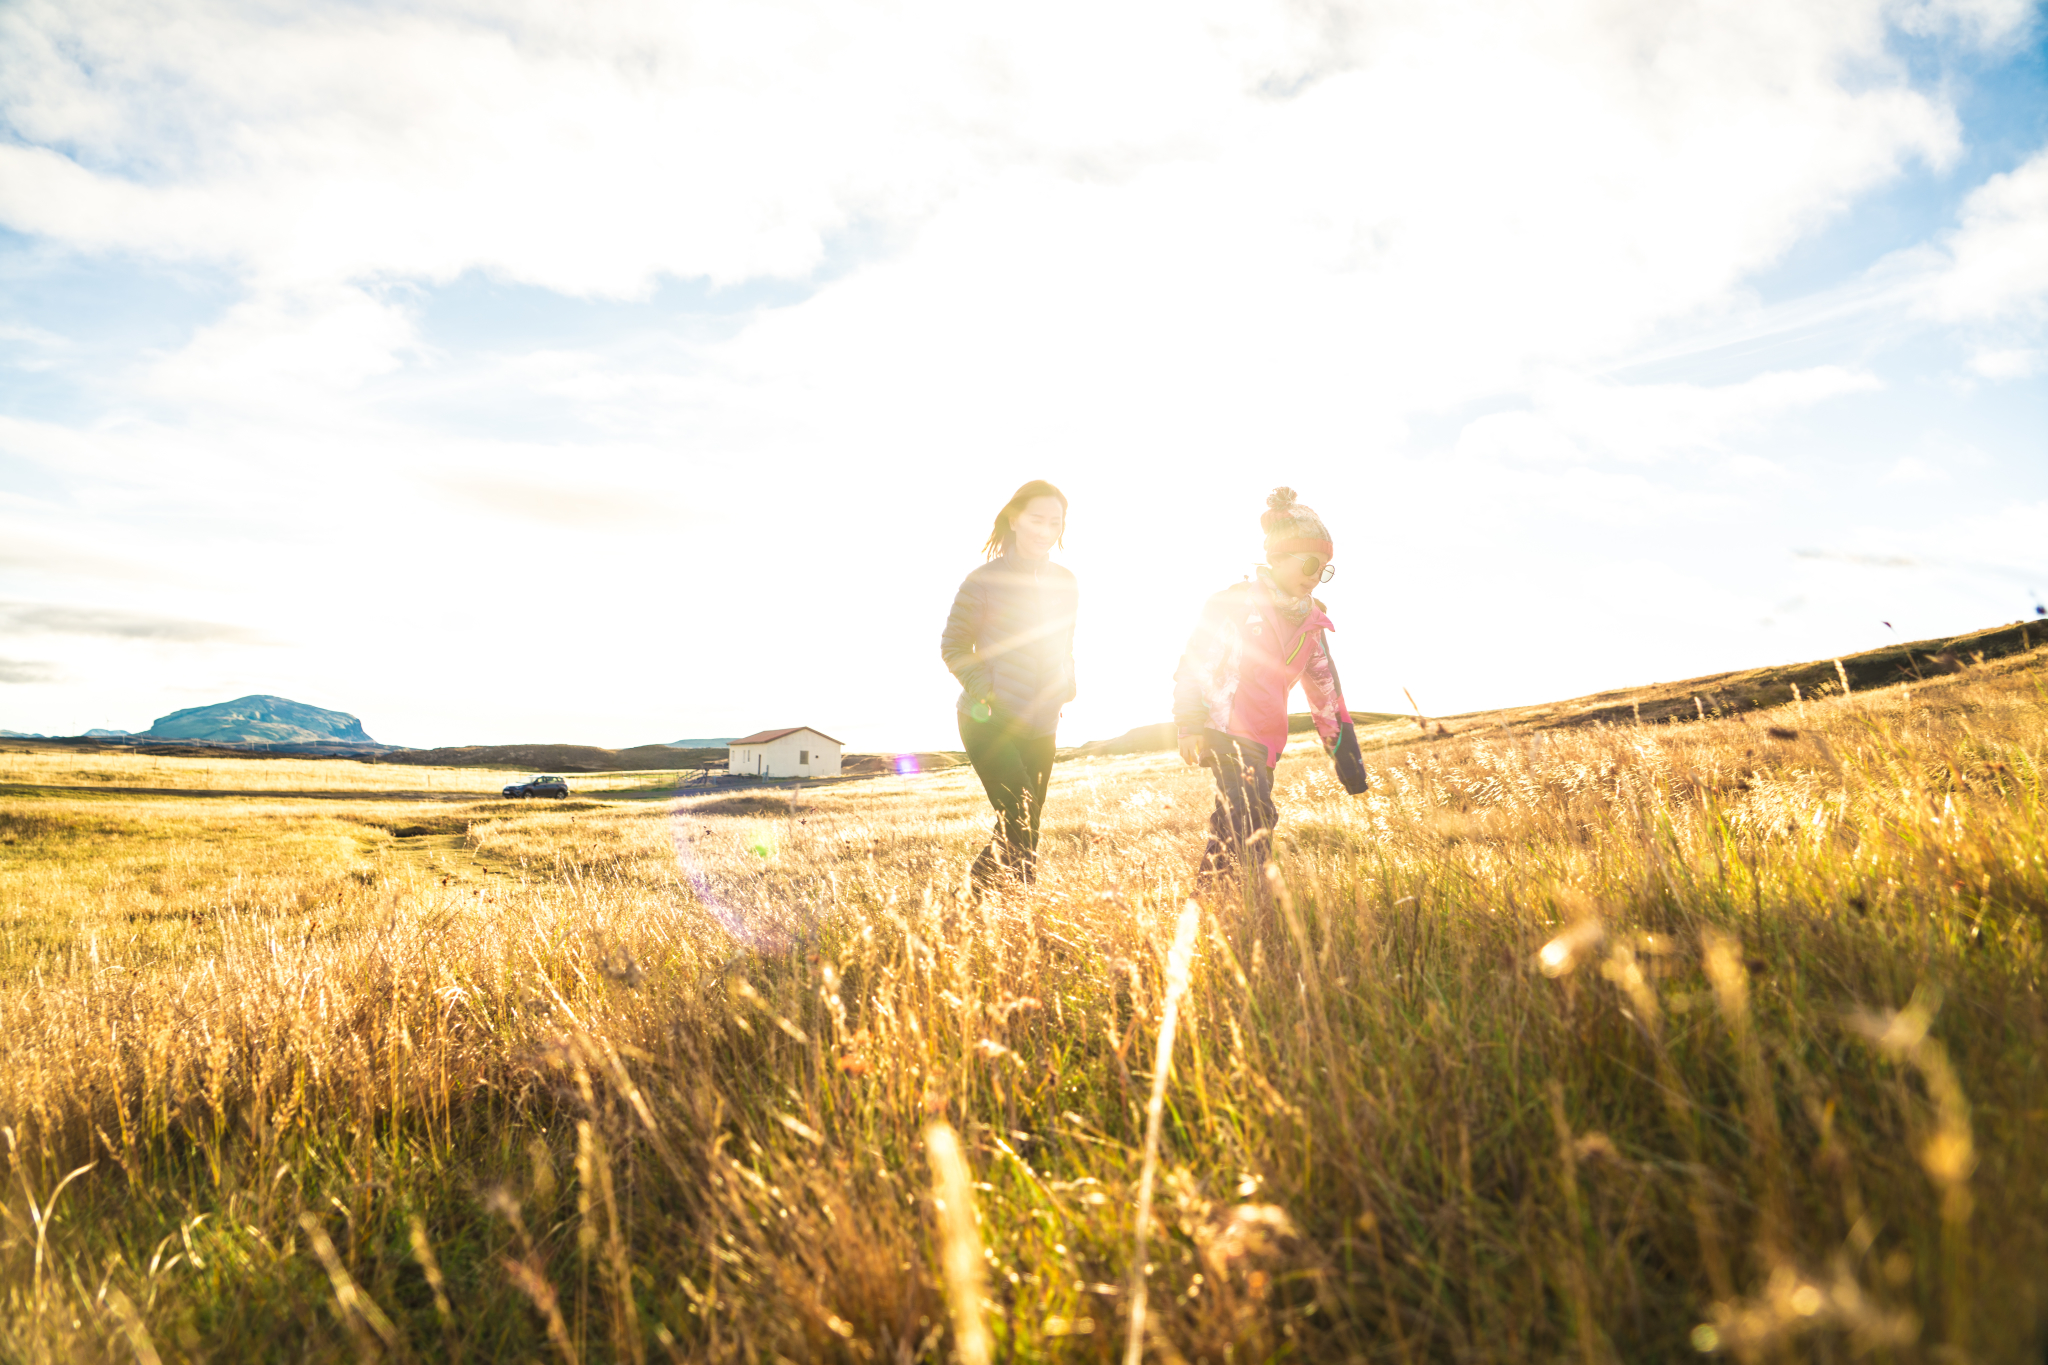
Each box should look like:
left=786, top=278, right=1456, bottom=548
left=0, top=748, right=714, bottom=797
left=2, top=651, right=2045, bottom=1362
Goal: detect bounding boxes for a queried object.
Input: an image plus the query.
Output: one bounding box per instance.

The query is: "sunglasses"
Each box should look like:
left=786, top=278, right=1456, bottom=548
left=1273, top=552, right=1336, bottom=584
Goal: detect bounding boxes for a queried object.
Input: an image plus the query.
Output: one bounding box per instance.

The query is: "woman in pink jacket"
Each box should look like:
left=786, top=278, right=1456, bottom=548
left=1173, top=487, right=1364, bottom=883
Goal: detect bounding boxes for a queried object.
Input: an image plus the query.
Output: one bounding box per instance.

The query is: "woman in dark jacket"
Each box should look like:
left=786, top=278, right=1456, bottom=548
left=940, top=480, right=1077, bottom=889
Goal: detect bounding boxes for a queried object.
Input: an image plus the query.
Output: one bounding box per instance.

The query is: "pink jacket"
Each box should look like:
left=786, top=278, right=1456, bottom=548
left=1172, top=576, right=1350, bottom=768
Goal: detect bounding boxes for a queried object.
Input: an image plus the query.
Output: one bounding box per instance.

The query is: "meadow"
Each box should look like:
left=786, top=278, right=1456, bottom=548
left=1, top=651, right=2044, bottom=1362
left=0, top=747, right=711, bottom=797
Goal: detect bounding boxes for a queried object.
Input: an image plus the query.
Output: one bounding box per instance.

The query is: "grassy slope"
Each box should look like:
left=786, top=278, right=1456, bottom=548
left=0, top=648, right=2044, bottom=1361
left=1431, top=617, right=2047, bottom=730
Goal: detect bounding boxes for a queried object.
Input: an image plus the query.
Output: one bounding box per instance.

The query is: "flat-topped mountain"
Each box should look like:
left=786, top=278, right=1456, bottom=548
left=146, top=695, right=377, bottom=746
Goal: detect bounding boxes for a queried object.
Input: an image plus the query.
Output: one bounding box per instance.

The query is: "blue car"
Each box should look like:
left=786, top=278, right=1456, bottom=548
left=502, top=774, right=570, bottom=799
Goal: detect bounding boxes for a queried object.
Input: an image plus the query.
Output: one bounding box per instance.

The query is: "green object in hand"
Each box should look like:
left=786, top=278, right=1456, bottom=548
left=970, top=700, right=993, bottom=722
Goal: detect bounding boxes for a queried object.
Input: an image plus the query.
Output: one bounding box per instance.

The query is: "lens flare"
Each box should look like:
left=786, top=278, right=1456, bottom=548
left=667, top=779, right=810, bottom=950
left=1537, top=918, right=1606, bottom=978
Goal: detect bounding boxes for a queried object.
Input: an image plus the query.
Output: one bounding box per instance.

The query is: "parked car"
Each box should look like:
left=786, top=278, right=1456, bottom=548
left=503, top=774, right=570, bottom=799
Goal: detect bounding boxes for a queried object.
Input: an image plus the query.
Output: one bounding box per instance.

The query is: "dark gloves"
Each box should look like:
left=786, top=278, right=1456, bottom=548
left=1332, top=720, right=1370, bottom=795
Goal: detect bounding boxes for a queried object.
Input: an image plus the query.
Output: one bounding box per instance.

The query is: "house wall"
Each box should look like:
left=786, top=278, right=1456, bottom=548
left=726, top=731, right=843, bottom=778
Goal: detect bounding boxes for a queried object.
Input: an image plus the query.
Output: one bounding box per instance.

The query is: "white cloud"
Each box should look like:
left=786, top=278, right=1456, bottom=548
left=1930, top=144, right=2048, bottom=321
left=143, top=286, right=421, bottom=411
left=1724, top=454, right=1793, bottom=482
left=1890, top=0, right=2037, bottom=43
left=0, top=319, right=74, bottom=370
left=1881, top=454, right=1949, bottom=483
left=1453, top=366, right=1879, bottom=464
left=0, top=526, right=158, bottom=580
left=0, top=598, right=268, bottom=643
left=432, top=474, right=676, bottom=527
left=1968, top=346, right=2042, bottom=377
left=0, top=0, right=1969, bottom=442
left=0, top=0, right=1265, bottom=290
left=1928, top=501, right=2048, bottom=578
left=0, top=658, right=61, bottom=685
left=0, top=0, right=1960, bottom=305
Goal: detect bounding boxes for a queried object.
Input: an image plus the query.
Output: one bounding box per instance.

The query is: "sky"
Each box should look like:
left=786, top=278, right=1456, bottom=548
left=1, top=0, right=2045, bottom=752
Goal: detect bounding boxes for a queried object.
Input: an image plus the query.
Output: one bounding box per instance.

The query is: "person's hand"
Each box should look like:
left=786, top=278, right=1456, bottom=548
left=1178, top=734, right=1208, bottom=766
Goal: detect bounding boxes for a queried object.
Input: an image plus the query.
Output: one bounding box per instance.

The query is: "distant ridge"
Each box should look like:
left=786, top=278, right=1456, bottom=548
left=375, top=743, right=727, bottom=772
left=1430, top=616, right=2045, bottom=732
left=14, top=618, right=2032, bottom=769
left=1069, top=620, right=2046, bottom=753
left=1075, top=712, right=1405, bottom=756
left=146, top=695, right=376, bottom=746
left=670, top=737, right=739, bottom=747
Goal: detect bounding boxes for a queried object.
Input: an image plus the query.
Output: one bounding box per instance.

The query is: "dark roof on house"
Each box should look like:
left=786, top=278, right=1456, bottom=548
left=729, top=726, right=846, bottom=747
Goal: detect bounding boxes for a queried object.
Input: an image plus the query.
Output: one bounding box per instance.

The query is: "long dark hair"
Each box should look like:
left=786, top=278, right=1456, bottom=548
left=982, top=480, right=1068, bottom=560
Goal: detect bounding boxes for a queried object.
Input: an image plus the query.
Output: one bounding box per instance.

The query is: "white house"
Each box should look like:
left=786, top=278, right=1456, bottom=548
left=727, top=727, right=844, bottom=779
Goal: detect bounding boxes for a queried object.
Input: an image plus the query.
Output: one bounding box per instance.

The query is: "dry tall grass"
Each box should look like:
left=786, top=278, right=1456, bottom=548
left=1, top=652, right=2045, bottom=1362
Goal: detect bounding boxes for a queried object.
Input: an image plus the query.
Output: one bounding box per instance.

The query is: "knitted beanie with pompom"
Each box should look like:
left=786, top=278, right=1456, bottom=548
left=1259, top=487, right=1332, bottom=558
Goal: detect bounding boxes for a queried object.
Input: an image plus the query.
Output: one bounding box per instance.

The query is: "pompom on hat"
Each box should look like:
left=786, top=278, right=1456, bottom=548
left=1260, top=487, right=1332, bottom=559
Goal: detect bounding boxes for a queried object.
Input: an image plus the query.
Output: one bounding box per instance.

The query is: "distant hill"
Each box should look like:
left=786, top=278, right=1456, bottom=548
left=841, top=751, right=967, bottom=775
left=1427, top=617, right=2046, bottom=732
left=145, top=695, right=377, bottom=745
left=1074, top=722, right=1177, bottom=756
left=671, top=737, right=739, bottom=747
left=1073, top=711, right=1406, bottom=756
left=374, top=743, right=728, bottom=772
left=1067, top=621, right=2048, bottom=754
left=11, top=617, right=2039, bottom=778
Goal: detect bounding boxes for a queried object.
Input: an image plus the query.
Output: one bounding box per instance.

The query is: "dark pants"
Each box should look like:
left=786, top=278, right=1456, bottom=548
left=1199, top=731, right=1276, bottom=886
left=959, top=711, right=1056, bottom=886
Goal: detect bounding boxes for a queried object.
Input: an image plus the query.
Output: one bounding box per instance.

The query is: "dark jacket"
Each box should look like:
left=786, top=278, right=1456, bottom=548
left=940, top=553, right=1078, bottom=735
